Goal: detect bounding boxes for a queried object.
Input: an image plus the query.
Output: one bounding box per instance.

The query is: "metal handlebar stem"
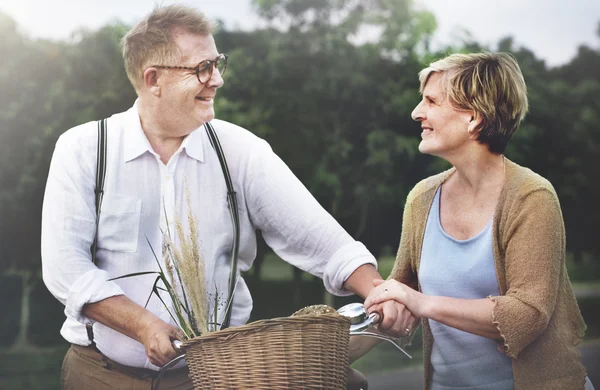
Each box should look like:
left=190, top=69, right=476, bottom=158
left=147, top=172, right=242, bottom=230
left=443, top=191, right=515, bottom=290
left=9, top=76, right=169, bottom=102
left=151, top=341, right=185, bottom=390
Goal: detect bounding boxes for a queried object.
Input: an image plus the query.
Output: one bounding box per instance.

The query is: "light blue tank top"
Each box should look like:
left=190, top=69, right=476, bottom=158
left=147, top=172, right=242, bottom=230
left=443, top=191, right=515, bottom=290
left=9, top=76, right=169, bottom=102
left=419, top=187, right=514, bottom=390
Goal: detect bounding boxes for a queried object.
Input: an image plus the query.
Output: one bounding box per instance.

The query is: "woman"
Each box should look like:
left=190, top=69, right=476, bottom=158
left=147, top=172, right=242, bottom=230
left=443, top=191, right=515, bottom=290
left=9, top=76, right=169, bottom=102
left=363, top=52, right=592, bottom=389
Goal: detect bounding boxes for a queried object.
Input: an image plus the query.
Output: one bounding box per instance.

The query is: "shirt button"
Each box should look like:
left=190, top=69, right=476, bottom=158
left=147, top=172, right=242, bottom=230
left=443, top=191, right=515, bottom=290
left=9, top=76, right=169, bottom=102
left=165, top=176, right=171, bottom=181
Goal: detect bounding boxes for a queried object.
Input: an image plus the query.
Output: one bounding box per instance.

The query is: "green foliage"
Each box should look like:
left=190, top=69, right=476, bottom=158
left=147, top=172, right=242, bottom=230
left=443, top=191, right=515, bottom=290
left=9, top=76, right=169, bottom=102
left=217, top=1, right=435, bottom=247
left=0, top=17, right=135, bottom=274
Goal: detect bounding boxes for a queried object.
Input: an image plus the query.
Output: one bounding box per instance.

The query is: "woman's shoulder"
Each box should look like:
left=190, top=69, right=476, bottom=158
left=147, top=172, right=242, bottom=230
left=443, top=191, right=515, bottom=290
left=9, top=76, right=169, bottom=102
left=504, top=159, right=558, bottom=199
left=406, top=168, right=454, bottom=206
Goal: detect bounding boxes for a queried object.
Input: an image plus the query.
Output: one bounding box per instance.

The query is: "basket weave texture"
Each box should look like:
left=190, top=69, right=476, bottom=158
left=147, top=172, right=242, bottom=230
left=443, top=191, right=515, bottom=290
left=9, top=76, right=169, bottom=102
left=182, top=313, right=351, bottom=389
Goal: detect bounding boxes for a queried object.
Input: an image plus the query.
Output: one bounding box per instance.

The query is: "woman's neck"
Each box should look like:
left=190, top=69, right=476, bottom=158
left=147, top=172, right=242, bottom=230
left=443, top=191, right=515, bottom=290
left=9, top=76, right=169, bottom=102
left=447, top=150, right=505, bottom=196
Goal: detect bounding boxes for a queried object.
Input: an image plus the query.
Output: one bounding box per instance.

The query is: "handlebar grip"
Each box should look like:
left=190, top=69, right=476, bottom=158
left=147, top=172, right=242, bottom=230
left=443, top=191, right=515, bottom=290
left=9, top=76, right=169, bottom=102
left=172, top=340, right=183, bottom=352
left=370, top=312, right=381, bottom=325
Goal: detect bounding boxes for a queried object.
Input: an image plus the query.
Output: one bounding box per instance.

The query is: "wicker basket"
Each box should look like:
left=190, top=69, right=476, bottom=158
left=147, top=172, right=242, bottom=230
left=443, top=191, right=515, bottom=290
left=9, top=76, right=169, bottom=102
left=181, top=313, right=351, bottom=389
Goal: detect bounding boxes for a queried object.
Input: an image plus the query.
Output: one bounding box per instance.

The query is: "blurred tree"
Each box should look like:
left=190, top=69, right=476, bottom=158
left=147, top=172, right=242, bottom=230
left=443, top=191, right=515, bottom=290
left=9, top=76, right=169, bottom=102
left=547, top=41, right=600, bottom=265
left=0, top=17, right=135, bottom=349
left=0, top=13, right=69, bottom=350
left=502, top=35, right=600, bottom=266
left=234, top=0, right=436, bottom=251
left=226, top=0, right=439, bottom=305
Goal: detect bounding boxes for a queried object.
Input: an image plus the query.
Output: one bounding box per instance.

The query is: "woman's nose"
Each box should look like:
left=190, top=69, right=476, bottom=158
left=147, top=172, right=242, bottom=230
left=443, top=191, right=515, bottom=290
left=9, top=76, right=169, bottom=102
left=411, top=101, right=425, bottom=121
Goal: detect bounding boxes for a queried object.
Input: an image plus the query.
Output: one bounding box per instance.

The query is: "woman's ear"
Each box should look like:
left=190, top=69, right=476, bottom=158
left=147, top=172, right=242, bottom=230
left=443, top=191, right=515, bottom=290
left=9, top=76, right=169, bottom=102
left=142, top=67, right=161, bottom=97
left=467, top=112, right=483, bottom=137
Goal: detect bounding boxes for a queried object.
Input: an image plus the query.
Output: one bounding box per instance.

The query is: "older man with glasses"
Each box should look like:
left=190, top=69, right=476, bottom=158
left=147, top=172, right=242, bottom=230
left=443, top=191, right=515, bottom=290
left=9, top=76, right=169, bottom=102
left=41, top=4, right=407, bottom=389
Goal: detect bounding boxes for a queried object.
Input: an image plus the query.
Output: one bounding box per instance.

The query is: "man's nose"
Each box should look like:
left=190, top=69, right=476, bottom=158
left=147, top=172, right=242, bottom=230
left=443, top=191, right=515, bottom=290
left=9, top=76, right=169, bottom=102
left=207, top=68, right=224, bottom=88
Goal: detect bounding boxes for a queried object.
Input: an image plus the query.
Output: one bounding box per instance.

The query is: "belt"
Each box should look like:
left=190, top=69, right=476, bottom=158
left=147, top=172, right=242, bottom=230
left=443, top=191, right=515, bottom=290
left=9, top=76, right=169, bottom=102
left=72, top=343, right=188, bottom=379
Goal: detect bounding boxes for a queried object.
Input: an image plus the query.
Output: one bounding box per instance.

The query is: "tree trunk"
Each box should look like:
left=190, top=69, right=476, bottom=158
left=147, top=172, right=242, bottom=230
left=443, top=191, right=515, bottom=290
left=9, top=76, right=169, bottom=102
left=354, top=197, right=370, bottom=240
left=7, top=269, right=38, bottom=352
left=251, top=231, right=268, bottom=281
left=323, top=291, right=335, bottom=309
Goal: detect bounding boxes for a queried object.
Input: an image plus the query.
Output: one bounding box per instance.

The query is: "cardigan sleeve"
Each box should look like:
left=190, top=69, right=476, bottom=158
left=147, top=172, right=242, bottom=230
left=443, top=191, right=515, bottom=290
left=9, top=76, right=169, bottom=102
left=491, top=187, right=564, bottom=358
left=389, top=191, right=418, bottom=290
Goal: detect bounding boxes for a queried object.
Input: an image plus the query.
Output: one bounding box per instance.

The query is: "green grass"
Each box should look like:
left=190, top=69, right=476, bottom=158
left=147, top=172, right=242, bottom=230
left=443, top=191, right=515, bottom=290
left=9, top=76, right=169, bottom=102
left=351, top=327, right=424, bottom=374
left=0, top=345, right=68, bottom=390
left=251, top=253, right=398, bottom=282
left=245, top=252, right=317, bottom=282
left=377, top=256, right=396, bottom=278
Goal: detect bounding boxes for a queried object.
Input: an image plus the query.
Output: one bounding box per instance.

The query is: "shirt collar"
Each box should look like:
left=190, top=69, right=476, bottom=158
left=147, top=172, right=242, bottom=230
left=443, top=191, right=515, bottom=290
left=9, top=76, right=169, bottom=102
left=123, top=100, right=205, bottom=163
left=181, top=128, right=205, bottom=162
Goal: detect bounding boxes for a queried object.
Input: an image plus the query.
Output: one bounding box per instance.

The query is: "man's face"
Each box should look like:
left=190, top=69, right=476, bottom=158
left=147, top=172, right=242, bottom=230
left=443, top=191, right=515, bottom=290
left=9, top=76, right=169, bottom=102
left=155, top=32, right=224, bottom=135
left=411, top=73, right=473, bottom=159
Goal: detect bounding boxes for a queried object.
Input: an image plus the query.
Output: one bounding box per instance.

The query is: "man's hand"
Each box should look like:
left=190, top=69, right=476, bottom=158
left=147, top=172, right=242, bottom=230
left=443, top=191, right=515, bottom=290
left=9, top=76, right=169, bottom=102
left=139, top=317, right=184, bottom=367
left=365, top=279, right=420, bottom=338
left=82, top=295, right=184, bottom=367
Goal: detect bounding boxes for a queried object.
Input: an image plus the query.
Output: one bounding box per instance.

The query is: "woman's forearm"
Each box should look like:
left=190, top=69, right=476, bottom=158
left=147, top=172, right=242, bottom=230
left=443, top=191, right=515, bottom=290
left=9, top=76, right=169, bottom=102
left=421, top=295, right=500, bottom=339
left=366, top=280, right=501, bottom=340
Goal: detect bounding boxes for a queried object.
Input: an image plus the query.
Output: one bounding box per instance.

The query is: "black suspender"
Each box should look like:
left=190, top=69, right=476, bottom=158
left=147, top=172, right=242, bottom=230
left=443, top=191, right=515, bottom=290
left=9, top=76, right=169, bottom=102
left=87, top=118, right=107, bottom=342
left=91, top=118, right=108, bottom=265
left=204, top=122, right=240, bottom=330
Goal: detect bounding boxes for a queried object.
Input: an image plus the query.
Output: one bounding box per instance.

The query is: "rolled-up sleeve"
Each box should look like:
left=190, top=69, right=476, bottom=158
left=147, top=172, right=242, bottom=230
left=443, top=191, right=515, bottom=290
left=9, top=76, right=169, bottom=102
left=491, top=188, right=563, bottom=358
left=41, top=130, right=124, bottom=324
left=245, top=140, right=377, bottom=296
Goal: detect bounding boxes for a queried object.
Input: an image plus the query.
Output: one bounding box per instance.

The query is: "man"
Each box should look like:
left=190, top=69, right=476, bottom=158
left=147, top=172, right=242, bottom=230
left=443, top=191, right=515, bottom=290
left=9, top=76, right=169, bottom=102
left=42, top=4, right=405, bottom=389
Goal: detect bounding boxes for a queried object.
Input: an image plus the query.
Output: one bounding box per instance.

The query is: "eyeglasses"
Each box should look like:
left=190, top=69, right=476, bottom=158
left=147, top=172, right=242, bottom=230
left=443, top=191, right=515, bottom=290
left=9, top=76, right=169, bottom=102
left=152, top=53, right=228, bottom=84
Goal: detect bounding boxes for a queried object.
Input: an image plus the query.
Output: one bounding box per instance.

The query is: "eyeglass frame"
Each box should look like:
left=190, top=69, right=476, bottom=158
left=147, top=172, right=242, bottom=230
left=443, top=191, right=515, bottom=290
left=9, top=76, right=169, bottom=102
left=150, top=53, right=228, bottom=84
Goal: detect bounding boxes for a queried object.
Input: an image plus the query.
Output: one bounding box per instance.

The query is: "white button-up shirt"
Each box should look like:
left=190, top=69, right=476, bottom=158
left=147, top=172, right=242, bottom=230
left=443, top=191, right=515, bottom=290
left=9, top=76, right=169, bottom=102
left=41, top=102, right=377, bottom=370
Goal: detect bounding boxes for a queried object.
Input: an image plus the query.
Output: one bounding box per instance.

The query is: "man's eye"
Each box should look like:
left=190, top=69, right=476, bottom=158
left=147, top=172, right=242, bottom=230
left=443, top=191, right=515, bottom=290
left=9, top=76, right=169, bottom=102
left=198, top=62, right=211, bottom=73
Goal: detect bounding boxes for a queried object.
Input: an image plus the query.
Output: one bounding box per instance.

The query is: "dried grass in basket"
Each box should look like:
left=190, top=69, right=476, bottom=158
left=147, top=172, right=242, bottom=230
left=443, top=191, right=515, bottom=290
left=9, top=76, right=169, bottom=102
left=181, top=313, right=351, bottom=389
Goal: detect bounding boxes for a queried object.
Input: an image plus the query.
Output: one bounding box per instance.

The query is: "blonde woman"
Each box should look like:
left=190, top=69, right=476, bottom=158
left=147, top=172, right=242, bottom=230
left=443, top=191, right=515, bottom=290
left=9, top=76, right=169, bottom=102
left=363, top=53, right=593, bottom=389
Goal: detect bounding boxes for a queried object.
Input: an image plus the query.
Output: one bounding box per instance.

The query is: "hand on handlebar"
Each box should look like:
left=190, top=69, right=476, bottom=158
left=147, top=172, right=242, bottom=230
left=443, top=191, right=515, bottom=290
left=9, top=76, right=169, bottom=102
left=139, top=318, right=184, bottom=367
left=366, top=280, right=420, bottom=338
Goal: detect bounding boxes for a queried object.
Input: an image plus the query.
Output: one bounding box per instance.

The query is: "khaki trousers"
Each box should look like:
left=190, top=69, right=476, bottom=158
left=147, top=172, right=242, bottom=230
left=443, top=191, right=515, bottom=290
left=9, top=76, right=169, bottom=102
left=61, top=344, right=193, bottom=390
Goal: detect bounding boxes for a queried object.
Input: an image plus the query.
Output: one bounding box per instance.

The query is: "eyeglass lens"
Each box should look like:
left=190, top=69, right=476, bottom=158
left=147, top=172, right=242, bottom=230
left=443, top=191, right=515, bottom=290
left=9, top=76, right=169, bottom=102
left=198, top=55, right=227, bottom=83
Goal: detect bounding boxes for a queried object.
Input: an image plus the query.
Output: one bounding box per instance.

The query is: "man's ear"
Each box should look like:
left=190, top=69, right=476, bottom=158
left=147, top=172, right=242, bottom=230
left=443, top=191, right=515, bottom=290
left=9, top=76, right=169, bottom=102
left=467, top=112, right=483, bottom=137
left=142, top=67, right=161, bottom=97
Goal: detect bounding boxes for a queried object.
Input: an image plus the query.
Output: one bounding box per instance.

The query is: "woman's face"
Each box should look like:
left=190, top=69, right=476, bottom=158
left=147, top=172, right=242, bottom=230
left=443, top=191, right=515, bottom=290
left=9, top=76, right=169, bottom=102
left=411, top=73, right=475, bottom=159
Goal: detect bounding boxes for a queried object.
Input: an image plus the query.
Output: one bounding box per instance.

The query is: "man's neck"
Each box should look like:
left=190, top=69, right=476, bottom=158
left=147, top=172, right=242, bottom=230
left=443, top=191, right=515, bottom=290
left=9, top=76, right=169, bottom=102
left=145, top=131, right=185, bottom=165
left=137, top=99, right=187, bottom=164
left=137, top=103, right=186, bottom=165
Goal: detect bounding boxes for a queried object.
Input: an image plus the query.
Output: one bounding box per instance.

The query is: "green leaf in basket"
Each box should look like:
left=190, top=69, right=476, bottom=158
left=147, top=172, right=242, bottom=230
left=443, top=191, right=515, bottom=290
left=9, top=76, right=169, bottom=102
left=108, top=271, right=159, bottom=281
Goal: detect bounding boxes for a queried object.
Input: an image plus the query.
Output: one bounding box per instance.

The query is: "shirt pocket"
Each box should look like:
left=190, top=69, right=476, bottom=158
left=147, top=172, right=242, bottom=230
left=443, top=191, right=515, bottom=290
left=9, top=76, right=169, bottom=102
left=97, top=194, right=141, bottom=253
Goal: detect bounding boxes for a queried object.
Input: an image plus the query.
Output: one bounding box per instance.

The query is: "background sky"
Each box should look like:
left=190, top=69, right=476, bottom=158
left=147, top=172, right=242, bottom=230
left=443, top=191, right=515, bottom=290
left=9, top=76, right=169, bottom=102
left=1, top=0, right=599, bottom=67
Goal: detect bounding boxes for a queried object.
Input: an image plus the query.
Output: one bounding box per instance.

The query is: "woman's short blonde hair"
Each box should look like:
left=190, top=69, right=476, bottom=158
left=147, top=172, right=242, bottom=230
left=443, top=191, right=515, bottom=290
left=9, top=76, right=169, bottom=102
left=122, top=4, right=215, bottom=92
left=418, top=52, right=528, bottom=154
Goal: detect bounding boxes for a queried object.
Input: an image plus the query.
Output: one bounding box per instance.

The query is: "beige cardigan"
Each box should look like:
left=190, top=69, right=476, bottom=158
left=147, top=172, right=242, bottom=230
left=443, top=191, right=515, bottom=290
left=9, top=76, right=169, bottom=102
left=390, top=158, right=587, bottom=390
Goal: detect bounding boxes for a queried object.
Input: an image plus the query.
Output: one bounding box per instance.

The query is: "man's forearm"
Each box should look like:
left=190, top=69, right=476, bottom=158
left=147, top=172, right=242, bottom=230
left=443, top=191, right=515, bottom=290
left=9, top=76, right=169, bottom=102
left=82, top=295, right=158, bottom=342
left=84, top=295, right=182, bottom=366
left=343, top=264, right=382, bottom=298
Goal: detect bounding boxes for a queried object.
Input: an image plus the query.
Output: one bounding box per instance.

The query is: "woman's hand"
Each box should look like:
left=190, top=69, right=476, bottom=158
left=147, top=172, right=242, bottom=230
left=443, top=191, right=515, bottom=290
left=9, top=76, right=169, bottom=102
left=365, top=279, right=422, bottom=337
